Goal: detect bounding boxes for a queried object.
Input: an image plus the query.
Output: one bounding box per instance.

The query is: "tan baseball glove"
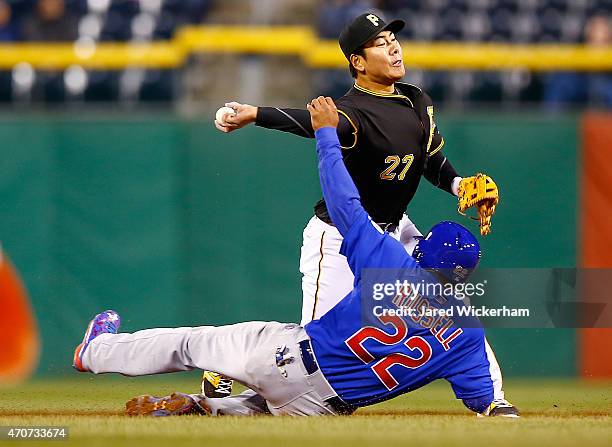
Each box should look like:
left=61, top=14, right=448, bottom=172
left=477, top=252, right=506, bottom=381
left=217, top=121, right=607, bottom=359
left=457, top=173, right=499, bottom=236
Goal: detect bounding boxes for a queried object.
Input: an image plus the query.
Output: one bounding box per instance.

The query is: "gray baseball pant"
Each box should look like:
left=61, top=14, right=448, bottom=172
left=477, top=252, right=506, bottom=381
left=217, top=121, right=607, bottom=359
left=81, top=321, right=340, bottom=416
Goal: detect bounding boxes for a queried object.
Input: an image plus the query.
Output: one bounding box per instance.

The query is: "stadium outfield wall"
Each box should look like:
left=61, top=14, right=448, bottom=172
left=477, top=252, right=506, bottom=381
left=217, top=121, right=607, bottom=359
left=0, top=111, right=600, bottom=377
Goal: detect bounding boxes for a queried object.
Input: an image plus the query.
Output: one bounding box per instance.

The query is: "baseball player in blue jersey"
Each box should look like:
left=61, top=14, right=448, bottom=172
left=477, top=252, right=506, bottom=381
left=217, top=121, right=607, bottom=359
left=72, top=97, right=515, bottom=418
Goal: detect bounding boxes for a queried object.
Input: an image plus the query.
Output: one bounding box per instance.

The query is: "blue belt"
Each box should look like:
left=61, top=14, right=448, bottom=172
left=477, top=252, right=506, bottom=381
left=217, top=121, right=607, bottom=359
left=298, top=339, right=356, bottom=415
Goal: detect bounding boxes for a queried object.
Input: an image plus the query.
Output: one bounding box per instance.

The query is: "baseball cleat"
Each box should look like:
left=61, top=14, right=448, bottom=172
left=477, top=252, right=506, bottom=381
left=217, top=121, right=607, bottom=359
left=125, top=393, right=210, bottom=417
left=479, top=398, right=520, bottom=418
left=201, top=371, right=233, bottom=398
left=73, top=310, right=121, bottom=372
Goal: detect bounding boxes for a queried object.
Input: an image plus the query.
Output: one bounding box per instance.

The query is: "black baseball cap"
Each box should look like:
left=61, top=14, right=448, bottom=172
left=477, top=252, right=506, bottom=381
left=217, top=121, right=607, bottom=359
left=339, top=13, right=405, bottom=60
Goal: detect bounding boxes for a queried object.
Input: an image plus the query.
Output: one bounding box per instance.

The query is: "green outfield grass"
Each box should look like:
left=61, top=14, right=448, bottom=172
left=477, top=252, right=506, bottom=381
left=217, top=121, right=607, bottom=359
left=0, top=376, right=610, bottom=447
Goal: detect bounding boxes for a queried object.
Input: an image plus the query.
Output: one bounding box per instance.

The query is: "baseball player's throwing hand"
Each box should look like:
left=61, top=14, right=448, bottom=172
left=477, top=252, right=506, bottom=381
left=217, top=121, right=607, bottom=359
left=307, top=96, right=339, bottom=131
left=215, top=102, right=258, bottom=133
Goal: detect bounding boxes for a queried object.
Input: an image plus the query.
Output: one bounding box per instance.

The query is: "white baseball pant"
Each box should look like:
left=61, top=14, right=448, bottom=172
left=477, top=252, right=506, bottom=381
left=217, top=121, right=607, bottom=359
left=81, top=321, right=341, bottom=416
left=298, top=214, right=506, bottom=401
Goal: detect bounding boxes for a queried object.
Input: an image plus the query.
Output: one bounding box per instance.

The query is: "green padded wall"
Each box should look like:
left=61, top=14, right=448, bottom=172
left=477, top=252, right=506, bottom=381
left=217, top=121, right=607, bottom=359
left=0, top=113, right=576, bottom=376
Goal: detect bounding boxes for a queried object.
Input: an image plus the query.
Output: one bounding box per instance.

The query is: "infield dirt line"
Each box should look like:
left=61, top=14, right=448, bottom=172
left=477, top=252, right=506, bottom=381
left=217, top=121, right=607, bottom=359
left=1, top=411, right=609, bottom=418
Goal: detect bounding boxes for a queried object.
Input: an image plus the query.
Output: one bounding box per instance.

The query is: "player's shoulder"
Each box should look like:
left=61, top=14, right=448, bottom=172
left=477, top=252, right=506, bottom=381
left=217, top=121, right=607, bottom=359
left=335, top=90, right=360, bottom=110
left=334, top=92, right=362, bottom=129
left=395, top=82, right=434, bottom=107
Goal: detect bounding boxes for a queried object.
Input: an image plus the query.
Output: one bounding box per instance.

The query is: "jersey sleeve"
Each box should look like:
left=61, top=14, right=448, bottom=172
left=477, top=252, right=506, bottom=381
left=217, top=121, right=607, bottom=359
left=255, top=107, right=356, bottom=141
left=417, top=89, right=445, bottom=157
left=339, top=211, right=419, bottom=280
left=424, top=151, right=460, bottom=195
left=334, top=102, right=360, bottom=150
left=315, top=126, right=363, bottom=235
left=430, top=123, right=445, bottom=156
left=444, top=330, right=494, bottom=400
left=419, top=91, right=460, bottom=195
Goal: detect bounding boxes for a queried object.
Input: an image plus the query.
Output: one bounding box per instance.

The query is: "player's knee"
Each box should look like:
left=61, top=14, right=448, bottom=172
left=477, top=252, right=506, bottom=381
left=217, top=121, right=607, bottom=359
left=462, top=392, right=493, bottom=414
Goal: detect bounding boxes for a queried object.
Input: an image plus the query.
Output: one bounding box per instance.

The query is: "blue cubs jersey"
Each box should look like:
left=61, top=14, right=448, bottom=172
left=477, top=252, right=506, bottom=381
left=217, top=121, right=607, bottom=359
left=304, top=127, right=493, bottom=408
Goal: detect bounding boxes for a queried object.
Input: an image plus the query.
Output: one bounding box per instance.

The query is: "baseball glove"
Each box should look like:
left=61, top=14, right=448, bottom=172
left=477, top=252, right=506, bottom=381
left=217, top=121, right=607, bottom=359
left=457, top=173, right=499, bottom=236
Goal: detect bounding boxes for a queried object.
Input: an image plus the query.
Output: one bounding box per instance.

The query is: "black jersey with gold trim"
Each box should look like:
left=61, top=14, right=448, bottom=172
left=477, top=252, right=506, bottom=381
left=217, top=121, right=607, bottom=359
left=256, top=82, right=458, bottom=226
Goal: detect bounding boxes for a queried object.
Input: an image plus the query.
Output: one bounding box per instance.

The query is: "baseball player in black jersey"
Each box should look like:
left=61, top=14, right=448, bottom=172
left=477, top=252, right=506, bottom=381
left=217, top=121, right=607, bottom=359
left=210, top=12, right=517, bottom=417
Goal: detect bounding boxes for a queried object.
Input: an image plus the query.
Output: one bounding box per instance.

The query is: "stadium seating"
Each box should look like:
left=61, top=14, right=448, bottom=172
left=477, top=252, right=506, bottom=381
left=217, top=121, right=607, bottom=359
left=0, top=1, right=608, bottom=105
left=314, top=1, right=610, bottom=105
left=0, top=0, right=213, bottom=102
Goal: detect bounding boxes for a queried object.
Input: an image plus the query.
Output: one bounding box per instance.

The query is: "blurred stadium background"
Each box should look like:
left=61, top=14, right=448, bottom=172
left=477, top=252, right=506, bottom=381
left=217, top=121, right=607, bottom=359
left=1, top=0, right=611, bottom=387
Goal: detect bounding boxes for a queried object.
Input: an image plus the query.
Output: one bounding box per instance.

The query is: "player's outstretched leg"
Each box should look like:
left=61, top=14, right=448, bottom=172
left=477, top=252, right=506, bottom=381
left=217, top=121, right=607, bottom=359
left=73, top=312, right=347, bottom=416
left=72, top=312, right=280, bottom=381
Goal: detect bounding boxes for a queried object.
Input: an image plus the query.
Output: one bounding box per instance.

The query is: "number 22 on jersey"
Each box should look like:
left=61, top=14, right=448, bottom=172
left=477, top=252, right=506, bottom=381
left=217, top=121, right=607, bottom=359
left=380, top=155, right=415, bottom=181
left=345, top=314, right=432, bottom=390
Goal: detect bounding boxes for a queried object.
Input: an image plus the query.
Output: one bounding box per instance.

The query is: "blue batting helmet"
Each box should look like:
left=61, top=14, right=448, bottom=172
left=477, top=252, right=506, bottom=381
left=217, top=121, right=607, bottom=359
left=412, top=221, right=481, bottom=283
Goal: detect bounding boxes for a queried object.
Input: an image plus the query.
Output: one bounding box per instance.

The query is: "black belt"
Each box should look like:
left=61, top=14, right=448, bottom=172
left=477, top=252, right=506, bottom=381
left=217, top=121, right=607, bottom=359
left=316, top=213, right=398, bottom=233
left=298, top=339, right=356, bottom=415
left=376, top=222, right=398, bottom=232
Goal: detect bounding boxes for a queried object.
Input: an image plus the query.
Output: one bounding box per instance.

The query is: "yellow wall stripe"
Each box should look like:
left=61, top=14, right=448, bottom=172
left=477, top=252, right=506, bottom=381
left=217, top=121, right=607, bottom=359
left=0, top=26, right=610, bottom=71
left=0, top=42, right=185, bottom=69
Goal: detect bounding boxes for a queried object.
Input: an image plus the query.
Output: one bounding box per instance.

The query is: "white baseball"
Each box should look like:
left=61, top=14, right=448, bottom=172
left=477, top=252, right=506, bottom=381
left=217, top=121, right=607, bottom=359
left=215, top=106, right=236, bottom=125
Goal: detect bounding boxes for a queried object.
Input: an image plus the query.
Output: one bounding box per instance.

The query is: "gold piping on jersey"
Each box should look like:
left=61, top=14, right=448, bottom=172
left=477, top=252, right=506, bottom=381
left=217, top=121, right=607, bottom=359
left=311, top=231, right=326, bottom=321
left=337, top=109, right=358, bottom=150
left=353, top=82, right=415, bottom=108
left=429, top=137, right=445, bottom=156
left=425, top=105, right=435, bottom=155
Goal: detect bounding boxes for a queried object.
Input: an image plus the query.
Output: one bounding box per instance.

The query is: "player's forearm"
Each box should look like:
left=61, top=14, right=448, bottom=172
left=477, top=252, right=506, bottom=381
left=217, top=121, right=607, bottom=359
left=256, top=107, right=315, bottom=138
left=424, top=152, right=460, bottom=195
left=315, top=127, right=364, bottom=236
left=256, top=107, right=354, bottom=142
